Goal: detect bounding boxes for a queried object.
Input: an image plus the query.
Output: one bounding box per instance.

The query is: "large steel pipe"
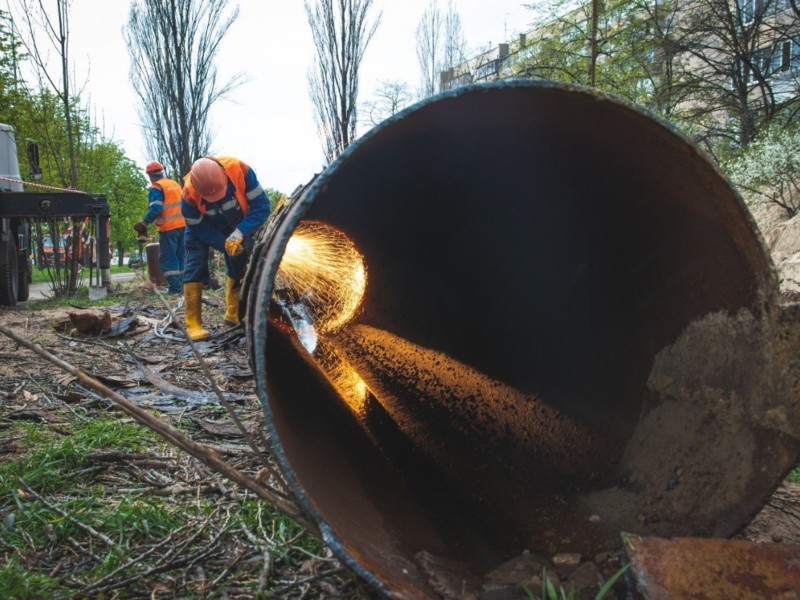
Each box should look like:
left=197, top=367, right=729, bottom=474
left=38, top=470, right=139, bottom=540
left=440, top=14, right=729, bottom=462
left=243, top=81, right=800, bottom=598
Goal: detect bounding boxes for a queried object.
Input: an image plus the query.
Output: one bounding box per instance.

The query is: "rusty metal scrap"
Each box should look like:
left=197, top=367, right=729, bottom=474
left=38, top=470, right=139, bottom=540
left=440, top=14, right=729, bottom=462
left=623, top=534, right=800, bottom=599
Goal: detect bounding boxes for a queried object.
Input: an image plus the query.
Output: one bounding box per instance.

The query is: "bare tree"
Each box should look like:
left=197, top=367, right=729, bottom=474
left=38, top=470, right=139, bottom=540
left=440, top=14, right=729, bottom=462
left=443, top=0, right=467, bottom=77
left=417, top=0, right=467, bottom=97
left=306, top=0, right=381, bottom=164
left=644, top=0, right=800, bottom=152
left=10, top=0, right=80, bottom=188
left=416, top=0, right=443, bottom=97
left=124, top=0, right=244, bottom=178
left=363, top=79, right=415, bottom=126
left=10, top=0, right=87, bottom=294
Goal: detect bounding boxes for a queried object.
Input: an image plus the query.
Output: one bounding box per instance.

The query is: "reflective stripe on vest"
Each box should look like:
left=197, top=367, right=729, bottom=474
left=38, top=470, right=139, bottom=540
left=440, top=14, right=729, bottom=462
left=182, top=157, right=250, bottom=216
left=152, top=177, right=185, bottom=232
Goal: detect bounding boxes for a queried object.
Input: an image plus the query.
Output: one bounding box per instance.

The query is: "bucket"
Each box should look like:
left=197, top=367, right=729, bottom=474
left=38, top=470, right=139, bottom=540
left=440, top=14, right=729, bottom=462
left=145, top=242, right=166, bottom=286
left=241, top=81, right=800, bottom=597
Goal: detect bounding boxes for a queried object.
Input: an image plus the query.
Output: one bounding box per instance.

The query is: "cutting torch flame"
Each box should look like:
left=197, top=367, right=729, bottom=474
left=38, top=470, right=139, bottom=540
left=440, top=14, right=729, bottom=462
left=274, top=220, right=367, bottom=334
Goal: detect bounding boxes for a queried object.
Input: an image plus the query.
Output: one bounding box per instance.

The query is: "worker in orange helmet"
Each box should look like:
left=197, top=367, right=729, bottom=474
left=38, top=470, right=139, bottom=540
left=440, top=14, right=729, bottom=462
left=133, top=161, right=186, bottom=294
left=180, top=156, right=271, bottom=341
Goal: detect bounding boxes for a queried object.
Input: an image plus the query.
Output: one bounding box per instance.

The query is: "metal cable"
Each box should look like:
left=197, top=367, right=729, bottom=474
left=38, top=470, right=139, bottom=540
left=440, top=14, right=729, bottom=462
left=0, top=174, right=91, bottom=194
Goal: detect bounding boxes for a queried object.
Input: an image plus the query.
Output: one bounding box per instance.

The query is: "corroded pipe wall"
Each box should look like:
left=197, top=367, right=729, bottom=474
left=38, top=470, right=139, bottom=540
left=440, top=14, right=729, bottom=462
left=243, top=81, right=800, bottom=598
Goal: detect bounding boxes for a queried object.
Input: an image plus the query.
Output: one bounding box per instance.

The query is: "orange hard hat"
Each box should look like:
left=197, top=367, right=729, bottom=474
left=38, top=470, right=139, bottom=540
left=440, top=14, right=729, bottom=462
left=190, top=157, right=227, bottom=202
left=145, top=160, right=164, bottom=174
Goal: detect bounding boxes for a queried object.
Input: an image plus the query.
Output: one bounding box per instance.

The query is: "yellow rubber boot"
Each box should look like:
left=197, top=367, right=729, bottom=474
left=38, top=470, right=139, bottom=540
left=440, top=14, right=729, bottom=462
left=184, top=282, right=211, bottom=341
left=224, top=277, right=241, bottom=325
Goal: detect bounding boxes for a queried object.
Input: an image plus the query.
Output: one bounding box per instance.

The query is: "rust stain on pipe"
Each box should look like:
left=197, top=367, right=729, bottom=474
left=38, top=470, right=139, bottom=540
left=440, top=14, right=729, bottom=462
left=624, top=535, right=800, bottom=599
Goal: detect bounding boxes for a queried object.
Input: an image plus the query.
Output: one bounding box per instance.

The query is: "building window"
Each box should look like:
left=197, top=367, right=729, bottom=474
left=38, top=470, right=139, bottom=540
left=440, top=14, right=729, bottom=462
left=771, top=0, right=793, bottom=15
left=475, top=59, right=498, bottom=81
left=781, top=40, right=791, bottom=71
left=745, top=46, right=772, bottom=82
left=739, top=0, right=766, bottom=23
left=769, top=39, right=800, bottom=74
left=741, top=39, right=800, bottom=85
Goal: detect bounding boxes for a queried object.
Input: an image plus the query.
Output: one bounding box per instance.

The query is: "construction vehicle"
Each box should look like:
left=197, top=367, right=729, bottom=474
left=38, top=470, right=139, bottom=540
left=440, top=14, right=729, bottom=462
left=0, top=123, right=111, bottom=306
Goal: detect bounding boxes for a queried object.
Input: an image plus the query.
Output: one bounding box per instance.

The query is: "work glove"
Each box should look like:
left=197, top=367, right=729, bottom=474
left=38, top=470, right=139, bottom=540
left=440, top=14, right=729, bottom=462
left=225, top=228, right=244, bottom=257
left=133, top=221, right=148, bottom=235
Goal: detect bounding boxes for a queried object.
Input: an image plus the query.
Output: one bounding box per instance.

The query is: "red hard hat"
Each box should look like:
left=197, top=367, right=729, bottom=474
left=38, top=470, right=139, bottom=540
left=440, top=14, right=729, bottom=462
left=190, top=157, right=227, bottom=202
left=145, top=160, right=164, bottom=174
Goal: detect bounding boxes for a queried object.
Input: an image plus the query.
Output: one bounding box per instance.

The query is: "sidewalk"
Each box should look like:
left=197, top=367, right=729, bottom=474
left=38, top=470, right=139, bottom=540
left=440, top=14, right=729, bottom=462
left=27, top=270, right=140, bottom=301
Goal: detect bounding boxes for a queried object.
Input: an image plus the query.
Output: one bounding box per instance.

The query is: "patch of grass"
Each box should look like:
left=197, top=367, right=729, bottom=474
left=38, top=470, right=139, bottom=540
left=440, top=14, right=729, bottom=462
left=5, top=495, right=87, bottom=547
left=0, top=416, right=175, bottom=561
left=234, top=499, right=323, bottom=557
left=0, top=417, right=158, bottom=495
left=96, top=495, right=183, bottom=542
left=0, top=556, right=70, bottom=598
left=0, top=489, right=186, bottom=598
left=786, top=466, right=800, bottom=484
left=31, top=264, right=129, bottom=284
left=523, top=564, right=630, bottom=600
left=8, top=421, right=56, bottom=446
left=77, top=418, right=158, bottom=452
left=0, top=302, right=351, bottom=596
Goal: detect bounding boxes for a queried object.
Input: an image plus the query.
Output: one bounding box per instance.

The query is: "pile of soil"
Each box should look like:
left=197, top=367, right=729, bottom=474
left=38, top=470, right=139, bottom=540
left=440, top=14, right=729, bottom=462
left=752, top=203, right=800, bottom=303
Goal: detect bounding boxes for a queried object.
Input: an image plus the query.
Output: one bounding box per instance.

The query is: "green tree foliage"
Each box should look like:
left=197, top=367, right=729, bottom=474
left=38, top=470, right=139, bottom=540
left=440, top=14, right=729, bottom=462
left=81, top=141, right=148, bottom=252
left=0, top=10, right=23, bottom=113
left=517, top=0, right=660, bottom=106
left=0, top=10, right=34, bottom=144
left=725, top=123, right=800, bottom=217
left=264, top=186, right=288, bottom=216
left=20, top=90, right=81, bottom=188
left=10, top=91, right=148, bottom=252
left=10, top=0, right=82, bottom=190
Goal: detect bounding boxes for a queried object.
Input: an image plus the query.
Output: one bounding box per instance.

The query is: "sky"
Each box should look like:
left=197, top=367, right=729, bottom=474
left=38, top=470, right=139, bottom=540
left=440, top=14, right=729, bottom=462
left=63, top=1, right=535, bottom=195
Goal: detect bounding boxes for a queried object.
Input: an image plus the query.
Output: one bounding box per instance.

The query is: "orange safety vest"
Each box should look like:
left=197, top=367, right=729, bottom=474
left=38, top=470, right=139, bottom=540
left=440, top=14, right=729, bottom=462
left=151, top=177, right=186, bottom=232
left=182, top=157, right=250, bottom=216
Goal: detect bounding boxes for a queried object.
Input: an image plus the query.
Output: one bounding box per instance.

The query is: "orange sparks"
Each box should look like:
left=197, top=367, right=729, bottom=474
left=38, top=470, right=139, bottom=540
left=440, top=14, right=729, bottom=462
left=274, top=221, right=367, bottom=334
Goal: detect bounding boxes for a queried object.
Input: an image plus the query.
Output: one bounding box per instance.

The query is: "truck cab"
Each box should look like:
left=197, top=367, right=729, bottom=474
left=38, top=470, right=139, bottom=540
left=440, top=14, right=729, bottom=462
left=0, top=123, right=32, bottom=305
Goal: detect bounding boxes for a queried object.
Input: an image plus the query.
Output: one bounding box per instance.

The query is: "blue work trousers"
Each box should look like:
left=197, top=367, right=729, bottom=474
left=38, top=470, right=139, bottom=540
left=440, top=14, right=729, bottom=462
left=184, top=227, right=252, bottom=287
left=158, top=228, right=186, bottom=294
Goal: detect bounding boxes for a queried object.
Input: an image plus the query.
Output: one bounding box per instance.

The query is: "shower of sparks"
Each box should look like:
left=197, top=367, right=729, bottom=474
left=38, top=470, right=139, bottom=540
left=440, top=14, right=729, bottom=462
left=315, top=338, right=370, bottom=415
left=274, top=220, right=367, bottom=334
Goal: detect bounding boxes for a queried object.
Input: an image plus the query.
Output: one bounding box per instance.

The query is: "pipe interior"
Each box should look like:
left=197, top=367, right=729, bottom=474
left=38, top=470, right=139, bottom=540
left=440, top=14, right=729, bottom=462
left=260, top=83, right=775, bottom=595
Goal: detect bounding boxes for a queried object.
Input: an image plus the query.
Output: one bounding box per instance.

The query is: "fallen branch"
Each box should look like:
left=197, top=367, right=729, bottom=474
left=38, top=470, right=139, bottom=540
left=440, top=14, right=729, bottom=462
left=17, top=481, right=116, bottom=547
left=0, top=324, right=313, bottom=533
left=98, top=513, right=227, bottom=594
left=76, top=520, right=193, bottom=596
left=129, top=285, right=290, bottom=493
left=269, top=566, right=349, bottom=597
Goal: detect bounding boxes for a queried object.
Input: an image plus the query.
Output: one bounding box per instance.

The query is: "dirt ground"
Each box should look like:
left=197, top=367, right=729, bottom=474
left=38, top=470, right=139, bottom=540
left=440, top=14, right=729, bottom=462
left=0, top=278, right=378, bottom=599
